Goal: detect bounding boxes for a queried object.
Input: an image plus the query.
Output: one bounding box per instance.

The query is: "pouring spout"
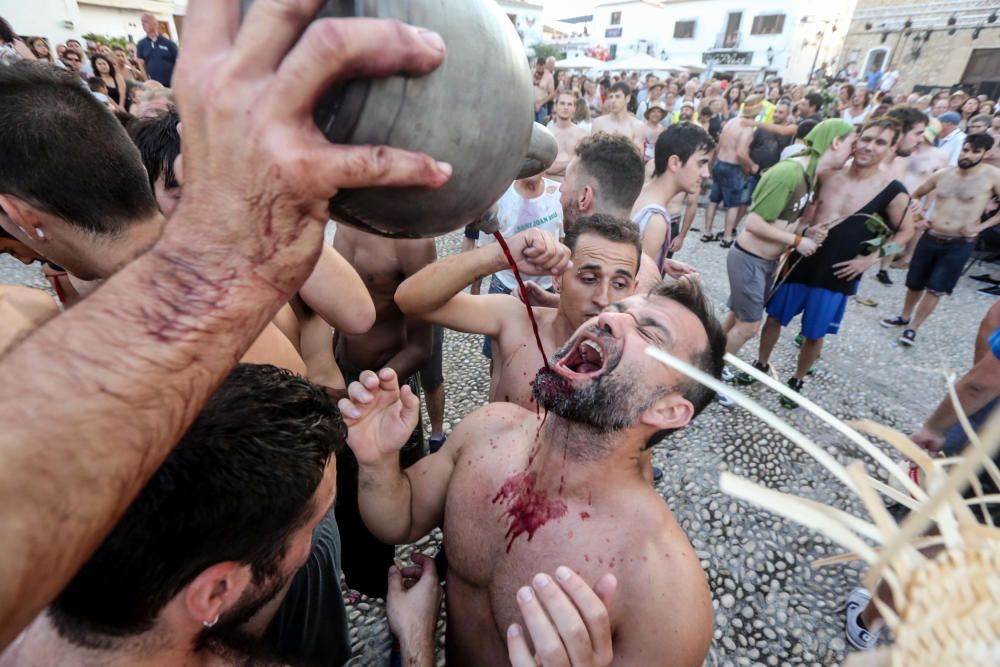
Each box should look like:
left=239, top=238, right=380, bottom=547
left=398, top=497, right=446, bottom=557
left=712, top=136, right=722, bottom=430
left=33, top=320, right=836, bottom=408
left=516, top=123, right=559, bottom=179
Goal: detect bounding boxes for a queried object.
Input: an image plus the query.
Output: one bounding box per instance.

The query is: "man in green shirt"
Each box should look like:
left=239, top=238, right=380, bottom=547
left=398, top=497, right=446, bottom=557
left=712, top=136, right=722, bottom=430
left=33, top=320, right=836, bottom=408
left=722, top=120, right=857, bottom=362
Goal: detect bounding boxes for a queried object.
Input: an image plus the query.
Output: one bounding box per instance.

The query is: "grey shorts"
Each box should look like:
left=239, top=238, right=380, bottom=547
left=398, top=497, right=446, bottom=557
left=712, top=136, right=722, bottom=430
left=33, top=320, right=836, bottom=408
left=727, top=242, right=778, bottom=323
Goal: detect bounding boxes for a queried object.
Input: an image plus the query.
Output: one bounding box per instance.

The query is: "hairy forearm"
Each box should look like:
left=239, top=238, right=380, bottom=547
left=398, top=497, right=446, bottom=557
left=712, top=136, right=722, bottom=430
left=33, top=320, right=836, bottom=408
left=0, top=238, right=291, bottom=645
left=400, top=637, right=436, bottom=667
left=396, top=245, right=504, bottom=316
left=357, top=461, right=420, bottom=544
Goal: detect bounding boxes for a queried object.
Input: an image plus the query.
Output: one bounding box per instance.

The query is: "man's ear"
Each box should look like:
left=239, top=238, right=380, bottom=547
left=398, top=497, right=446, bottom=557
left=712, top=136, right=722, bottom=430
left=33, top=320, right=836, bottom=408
left=183, top=562, right=253, bottom=627
left=667, top=154, right=683, bottom=174
left=578, top=184, right=595, bottom=214
left=0, top=195, right=46, bottom=241
left=640, top=392, right=694, bottom=433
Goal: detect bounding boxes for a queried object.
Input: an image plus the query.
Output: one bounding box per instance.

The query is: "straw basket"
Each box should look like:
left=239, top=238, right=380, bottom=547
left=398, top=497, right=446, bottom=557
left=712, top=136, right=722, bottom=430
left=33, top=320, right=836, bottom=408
left=647, top=348, right=1000, bottom=667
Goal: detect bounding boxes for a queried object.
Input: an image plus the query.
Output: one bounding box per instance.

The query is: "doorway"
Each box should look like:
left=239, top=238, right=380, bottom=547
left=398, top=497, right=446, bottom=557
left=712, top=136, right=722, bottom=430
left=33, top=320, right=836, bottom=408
left=725, top=12, right=742, bottom=47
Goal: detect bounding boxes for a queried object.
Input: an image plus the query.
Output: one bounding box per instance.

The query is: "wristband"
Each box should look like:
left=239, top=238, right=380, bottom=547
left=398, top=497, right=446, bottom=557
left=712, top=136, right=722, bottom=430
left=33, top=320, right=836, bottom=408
left=793, top=234, right=802, bottom=249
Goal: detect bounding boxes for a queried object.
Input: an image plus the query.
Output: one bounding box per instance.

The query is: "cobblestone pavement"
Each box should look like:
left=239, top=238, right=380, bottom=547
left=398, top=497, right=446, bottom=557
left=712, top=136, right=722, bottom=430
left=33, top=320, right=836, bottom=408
left=3, top=212, right=995, bottom=666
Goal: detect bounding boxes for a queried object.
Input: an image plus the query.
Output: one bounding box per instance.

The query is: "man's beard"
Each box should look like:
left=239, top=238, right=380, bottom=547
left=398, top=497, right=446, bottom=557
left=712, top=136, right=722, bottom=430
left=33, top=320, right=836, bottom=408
left=958, top=157, right=982, bottom=170
left=194, top=573, right=288, bottom=664
left=533, top=336, right=666, bottom=436
left=896, top=144, right=914, bottom=158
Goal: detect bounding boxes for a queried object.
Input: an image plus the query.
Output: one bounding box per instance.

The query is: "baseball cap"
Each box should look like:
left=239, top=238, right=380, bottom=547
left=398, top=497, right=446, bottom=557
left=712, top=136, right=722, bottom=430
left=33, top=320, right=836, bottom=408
left=680, top=100, right=695, bottom=111
left=938, top=111, right=961, bottom=125
left=923, top=117, right=942, bottom=143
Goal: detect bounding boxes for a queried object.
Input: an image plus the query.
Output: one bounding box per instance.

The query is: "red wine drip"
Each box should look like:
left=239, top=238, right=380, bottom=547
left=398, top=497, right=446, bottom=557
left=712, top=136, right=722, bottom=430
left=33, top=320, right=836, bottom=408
left=493, top=231, right=550, bottom=370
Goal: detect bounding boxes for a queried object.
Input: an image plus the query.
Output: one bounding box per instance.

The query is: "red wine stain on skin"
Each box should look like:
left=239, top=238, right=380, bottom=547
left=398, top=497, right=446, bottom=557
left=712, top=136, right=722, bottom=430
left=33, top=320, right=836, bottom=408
left=579, top=511, right=591, bottom=520
left=492, top=472, right=567, bottom=552
left=584, top=554, right=591, bottom=562
left=597, top=556, right=604, bottom=565
left=493, top=231, right=549, bottom=370
left=609, top=557, right=616, bottom=569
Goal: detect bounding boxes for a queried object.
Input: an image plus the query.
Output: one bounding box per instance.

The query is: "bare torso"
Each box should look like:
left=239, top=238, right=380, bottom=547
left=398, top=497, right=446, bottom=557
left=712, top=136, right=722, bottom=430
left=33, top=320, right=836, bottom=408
left=547, top=122, right=590, bottom=180
left=898, top=144, right=948, bottom=193
left=334, top=227, right=427, bottom=371
left=591, top=112, right=645, bottom=153
left=813, top=165, right=896, bottom=231
left=490, top=306, right=566, bottom=409
left=643, top=120, right=663, bottom=154
left=441, top=404, right=709, bottom=666
left=931, top=165, right=1000, bottom=236
left=715, top=116, right=753, bottom=165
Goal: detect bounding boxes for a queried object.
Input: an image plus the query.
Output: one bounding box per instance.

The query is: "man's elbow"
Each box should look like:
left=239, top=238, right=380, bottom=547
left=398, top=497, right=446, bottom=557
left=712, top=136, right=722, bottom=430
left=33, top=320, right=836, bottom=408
left=338, top=303, right=376, bottom=335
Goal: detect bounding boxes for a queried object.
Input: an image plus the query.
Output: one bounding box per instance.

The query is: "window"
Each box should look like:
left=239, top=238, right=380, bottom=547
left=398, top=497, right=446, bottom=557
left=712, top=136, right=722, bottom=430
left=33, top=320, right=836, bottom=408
left=751, top=14, right=785, bottom=35
left=674, top=20, right=695, bottom=39
left=611, top=11, right=622, bottom=25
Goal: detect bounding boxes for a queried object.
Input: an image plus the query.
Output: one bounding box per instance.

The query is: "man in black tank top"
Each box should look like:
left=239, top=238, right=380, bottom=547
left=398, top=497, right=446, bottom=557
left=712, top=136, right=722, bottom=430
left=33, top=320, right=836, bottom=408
left=748, top=119, right=913, bottom=407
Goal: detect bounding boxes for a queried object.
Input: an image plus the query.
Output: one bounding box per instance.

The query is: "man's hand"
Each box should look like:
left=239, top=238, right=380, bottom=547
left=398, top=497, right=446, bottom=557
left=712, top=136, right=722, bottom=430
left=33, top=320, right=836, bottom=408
left=387, top=552, right=442, bottom=666
left=832, top=254, right=879, bottom=281
left=804, top=225, right=828, bottom=244
left=796, top=237, right=819, bottom=257
left=168, top=1, right=453, bottom=294
left=910, top=426, right=946, bottom=454
left=908, top=199, right=924, bottom=223
left=668, top=234, right=685, bottom=254
left=960, top=224, right=982, bottom=238
left=339, top=369, right=419, bottom=467
left=661, top=258, right=698, bottom=281
left=507, top=567, right=617, bottom=667
left=498, top=228, right=573, bottom=277
left=523, top=281, right=562, bottom=308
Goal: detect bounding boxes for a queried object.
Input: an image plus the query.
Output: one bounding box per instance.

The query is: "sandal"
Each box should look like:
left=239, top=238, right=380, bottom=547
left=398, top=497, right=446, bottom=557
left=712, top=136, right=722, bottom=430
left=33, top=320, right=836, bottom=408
left=714, top=232, right=724, bottom=241
left=700, top=233, right=714, bottom=242
left=720, top=239, right=734, bottom=248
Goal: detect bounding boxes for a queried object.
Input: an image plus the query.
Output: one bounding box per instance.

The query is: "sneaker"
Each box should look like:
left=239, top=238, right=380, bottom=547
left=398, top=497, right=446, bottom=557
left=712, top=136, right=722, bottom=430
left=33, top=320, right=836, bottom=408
left=721, top=366, right=736, bottom=382
left=733, top=360, right=776, bottom=386
left=845, top=587, right=881, bottom=650
left=793, top=333, right=804, bottom=348
left=716, top=392, right=736, bottom=408
left=899, top=329, right=916, bottom=346
left=977, top=285, right=1000, bottom=297
left=880, top=316, right=910, bottom=328
left=779, top=377, right=804, bottom=409
left=428, top=435, right=447, bottom=454
left=875, top=270, right=893, bottom=285
left=652, top=466, right=664, bottom=483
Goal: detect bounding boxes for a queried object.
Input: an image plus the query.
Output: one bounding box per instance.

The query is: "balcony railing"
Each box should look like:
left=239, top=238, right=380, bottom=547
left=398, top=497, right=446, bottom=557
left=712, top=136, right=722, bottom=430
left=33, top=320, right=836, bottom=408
left=710, top=31, right=741, bottom=50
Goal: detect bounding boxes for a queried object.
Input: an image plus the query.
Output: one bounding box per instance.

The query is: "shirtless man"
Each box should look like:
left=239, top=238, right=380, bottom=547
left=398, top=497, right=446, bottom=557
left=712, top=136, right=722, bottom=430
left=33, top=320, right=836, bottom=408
left=723, top=119, right=856, bottom=357
left=0, top=285, right=59, bottom=356
left=591, top=81, right=645, bottom=154
left=704, top=95, right=763, bottom=247
left=747, top=119, right=911, bottom=405
left=396, top=216, right=636, bottom=408
left=641, top=101, right=667, bottom=162
left=341, top=280, right=725, bottom=666
left=876, top=111, right=947, bottom=276
left=533, top=57, right=555, bottom=124
left=882, top=134, right=1000, bottom=346
left=545, top=91, right=589, bottom=181
left=333, top=226, right=435, bottom=597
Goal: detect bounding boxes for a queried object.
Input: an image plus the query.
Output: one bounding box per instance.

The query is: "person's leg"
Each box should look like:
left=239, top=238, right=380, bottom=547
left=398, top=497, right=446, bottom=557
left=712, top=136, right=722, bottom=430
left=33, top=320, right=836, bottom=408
left=757, top=316, right=783, bottom=366
left=722, top=311, right=736, bottom=336
left=909, top=291, right=941, bottom=330
left=900, top=288, right=923, bottom=320
left=703, top=201, right=719, bottom=239
left=726, top=319, right=760, bottom=355
left=794, top=338, right=824, bottom=380
left=722, top=205, right=741, bottom=243
left=420, top=325, right=446, bottom=445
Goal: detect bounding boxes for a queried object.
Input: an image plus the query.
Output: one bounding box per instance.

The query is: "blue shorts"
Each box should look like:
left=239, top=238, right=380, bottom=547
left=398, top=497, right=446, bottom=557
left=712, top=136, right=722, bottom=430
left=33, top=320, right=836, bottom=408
left=766, top=282, right=849, bottom=340
left=905, top=234, right=975, bottom=296
left=741, top=173, right=761, bottom=206
left=709, top=160, right=745, bottom=209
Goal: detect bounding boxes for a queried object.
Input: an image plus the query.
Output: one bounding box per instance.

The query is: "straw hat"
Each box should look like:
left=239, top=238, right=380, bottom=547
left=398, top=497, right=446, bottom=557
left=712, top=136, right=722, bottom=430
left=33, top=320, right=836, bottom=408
left=644, top=101, right=668, bottom=119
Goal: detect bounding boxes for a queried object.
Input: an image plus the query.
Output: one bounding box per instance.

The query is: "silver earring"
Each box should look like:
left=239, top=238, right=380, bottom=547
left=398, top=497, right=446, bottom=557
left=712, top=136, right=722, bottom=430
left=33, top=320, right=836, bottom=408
left=203, top=614, right=219, bottom=628
left=35, top=228, right=45, bottom=240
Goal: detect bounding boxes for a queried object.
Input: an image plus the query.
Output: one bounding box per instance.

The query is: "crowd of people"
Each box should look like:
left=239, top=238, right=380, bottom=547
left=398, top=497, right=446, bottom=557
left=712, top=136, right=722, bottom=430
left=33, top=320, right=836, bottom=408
left=0, top=3, right=999, bottom=666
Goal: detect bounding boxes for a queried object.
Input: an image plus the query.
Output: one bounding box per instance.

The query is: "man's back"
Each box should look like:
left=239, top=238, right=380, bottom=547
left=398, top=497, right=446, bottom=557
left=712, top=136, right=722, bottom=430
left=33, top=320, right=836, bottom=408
left=441, top=403, right=712, bottom=666
left=716, top=117, right=752, bottom=164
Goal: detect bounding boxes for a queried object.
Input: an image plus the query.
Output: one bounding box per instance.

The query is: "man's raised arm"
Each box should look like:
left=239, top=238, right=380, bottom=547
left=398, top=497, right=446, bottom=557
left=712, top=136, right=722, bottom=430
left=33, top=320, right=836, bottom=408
left=395, top=227, right=571, bottom=336
left=0, top=0, right=452, bottom=646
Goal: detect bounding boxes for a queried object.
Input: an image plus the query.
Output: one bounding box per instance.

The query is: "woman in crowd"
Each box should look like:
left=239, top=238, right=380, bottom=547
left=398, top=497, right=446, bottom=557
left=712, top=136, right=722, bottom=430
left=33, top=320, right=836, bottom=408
left=92, top=53, right=126, bottom=109
left=572, top=96, right=592, bottom=132
left=28, top=37, right=53, bottom=63
left=0, top=17, right=35, bottom=65
left=723, top=85, right=742, bottom=120
left=837, top=83, right=854, bottom=115
left=841, top=87, right=871, bottom=125
left=960, top=96, right=981, bottom=130
left=583, top=78, right=601, bottom=117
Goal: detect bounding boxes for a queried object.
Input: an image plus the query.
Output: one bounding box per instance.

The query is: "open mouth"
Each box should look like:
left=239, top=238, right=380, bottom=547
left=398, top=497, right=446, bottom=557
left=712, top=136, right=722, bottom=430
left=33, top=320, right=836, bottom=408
left=554, top=334, right=608, bottom=379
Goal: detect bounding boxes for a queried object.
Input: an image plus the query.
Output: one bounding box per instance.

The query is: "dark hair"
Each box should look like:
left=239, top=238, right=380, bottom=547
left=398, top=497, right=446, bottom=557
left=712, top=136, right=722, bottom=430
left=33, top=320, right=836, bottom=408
left=965, top=132, right=996, bottom=153
left=574, top=133, right=644, bottom=214
left=653, top=122, right=716, bottom=177
left=128, top=109, right=181, bottom=190
left=91, top=53, right=117, bottom=79
left=804, top=92, right=824, bottom=113
left=610, top=81, right=632, bottom=98
left=859, top=117, right=901, bottom=144
left=48, top=364, right=345, bottom=645
left=0, top=62, right=157, bottom=235
left=884, top=104, right=928, bottom=134
left=535, top=57, right=546, bottom=67
left=0, top=17, right=15, bottom=44
left=796, top=119, right=818, bottom=140
left=645, top=279, right=726, bottom=445
left=563, top=213, right=641, bottom=273
left=87, top=75, right=106, bottom=92
left=840, top=83, right=855, bottom=99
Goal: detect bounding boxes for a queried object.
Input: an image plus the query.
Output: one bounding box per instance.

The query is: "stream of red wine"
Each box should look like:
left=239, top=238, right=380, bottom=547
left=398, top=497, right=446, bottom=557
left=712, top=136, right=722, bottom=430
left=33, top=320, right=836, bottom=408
left=493, top=231, right=550, bottom=370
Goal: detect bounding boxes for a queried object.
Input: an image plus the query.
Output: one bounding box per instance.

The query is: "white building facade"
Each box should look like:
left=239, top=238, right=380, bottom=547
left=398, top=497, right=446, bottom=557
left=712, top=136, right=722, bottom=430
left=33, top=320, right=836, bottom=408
left=2, top=0, right=181, bottom=49
left=496, top=0, right=545, bottom=54
left=586, top=0, right=857, bottom=82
